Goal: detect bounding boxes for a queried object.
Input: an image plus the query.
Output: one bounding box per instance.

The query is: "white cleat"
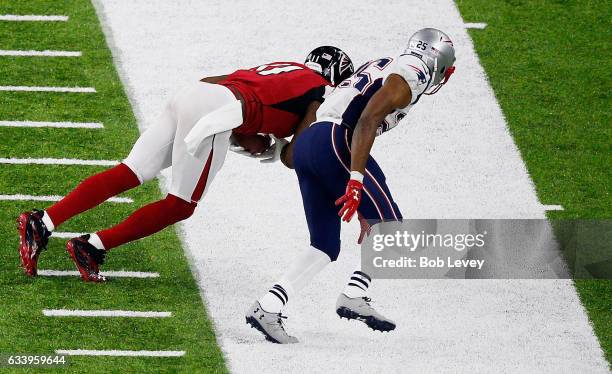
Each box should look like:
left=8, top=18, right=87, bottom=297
left=245, top=301, right=299, bottom=344
left=336, top=293, right=396, bottom=332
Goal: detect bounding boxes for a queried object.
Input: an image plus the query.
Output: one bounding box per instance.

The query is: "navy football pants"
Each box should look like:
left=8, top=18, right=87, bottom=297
left=293, top=121, right=402, bottom=261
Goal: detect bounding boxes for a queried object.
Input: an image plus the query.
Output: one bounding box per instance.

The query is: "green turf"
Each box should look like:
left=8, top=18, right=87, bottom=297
left=456, top=0, right=611, bottom=366
left=0, top=0, right=227, bottom=372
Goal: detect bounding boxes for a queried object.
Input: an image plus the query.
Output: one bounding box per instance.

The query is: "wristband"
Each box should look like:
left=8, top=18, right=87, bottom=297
left=350, top=171, right=364, bottom=183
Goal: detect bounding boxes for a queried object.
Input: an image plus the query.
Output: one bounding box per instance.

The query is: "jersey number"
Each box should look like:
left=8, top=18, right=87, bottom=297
left=255, top=63, right=303, bottom=76
left=415, top=41, right=428, bottom=50
left=339, top=58, right=393, bottom=92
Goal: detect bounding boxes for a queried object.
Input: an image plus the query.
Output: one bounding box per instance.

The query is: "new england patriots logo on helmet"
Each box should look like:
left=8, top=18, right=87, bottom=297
left=409, top=64, right=427, bottom=84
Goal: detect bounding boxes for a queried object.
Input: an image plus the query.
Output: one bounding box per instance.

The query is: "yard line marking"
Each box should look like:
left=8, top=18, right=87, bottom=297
left=56, top=350, right=184, bottom=357
left=0, top=15, right=68, bottom=22
left=50, top=232, right=85, bottom=239
left=543, top=204, right=564, bottom=211
left=0, top=50, right=81, bottom=57
left=0, top=194, right=132, bottom=203
left=0, top=86, right=95, bottom=93
left=464, top=22, right=488, bottom=29
left=43, top=309, right=172, bottom=318
left=0, top=120, right=103, bottom=128
left=38, top=270, right=159, bottom=278
left=0, top=158, right=118, bottom=166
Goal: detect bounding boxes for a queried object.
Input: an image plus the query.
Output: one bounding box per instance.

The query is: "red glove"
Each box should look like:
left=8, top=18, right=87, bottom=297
left=335, top=175, right=363, bottom=222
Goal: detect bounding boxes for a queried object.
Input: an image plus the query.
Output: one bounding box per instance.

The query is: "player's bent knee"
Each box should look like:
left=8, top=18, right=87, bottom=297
left=310, top=240, right=340, bottom=262
left=122, top=159, right=152, bottom=184
left=165, top=194, right=197, bottom=221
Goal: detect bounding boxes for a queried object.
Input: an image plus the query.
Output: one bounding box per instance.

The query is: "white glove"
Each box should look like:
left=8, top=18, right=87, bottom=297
left=259, top=135, right=289, bottom=164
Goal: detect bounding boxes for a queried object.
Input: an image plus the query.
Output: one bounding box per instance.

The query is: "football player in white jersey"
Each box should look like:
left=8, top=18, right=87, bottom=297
left=244, top=28, right=457, bottom=344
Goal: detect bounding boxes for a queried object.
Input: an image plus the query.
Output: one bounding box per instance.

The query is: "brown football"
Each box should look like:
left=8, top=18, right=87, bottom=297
left=232, top=131, right=272, bottom=155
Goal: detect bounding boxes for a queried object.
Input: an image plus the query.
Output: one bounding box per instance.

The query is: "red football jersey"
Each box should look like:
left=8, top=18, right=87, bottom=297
left=218, top=62, right=328, bottom=138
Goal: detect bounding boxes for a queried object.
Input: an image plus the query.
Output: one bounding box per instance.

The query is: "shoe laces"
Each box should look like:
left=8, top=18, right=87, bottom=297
left=276, top=313, right=289, bottom=330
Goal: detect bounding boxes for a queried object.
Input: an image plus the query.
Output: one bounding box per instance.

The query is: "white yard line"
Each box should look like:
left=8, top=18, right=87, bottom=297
left=0, top=194, right=131, bottom=203
left=464, top=22, right=487, bottom=29
left=0, top=120, right=103, bottom=128
left=38, top=270, right=160, bottom=278
left=0, top=15, right=68, bottom=22
left=50, top=232, right=85, bottom=239
left=96, top=0, right=608, bottom=373
left=543, top=204, right=564, bottom=211
left=56, top=350, right=184, bottom=357
left=43, top=309, right=171, bottom=318
left=0, top=50, right=81, bottom=57
left=0, top=86, right=95, bottom=93
left=0, top=158, right=118, bottom=166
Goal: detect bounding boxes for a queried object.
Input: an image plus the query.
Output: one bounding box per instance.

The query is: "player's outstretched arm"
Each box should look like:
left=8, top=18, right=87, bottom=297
left=336, top=74, right=412, bottom=222
left=280, top=101, right=321, bottom=169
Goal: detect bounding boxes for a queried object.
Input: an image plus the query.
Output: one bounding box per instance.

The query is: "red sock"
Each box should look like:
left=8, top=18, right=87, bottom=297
left=46, top=163, right=140, bottom=227
left=97, top=194, right=196, bottom=250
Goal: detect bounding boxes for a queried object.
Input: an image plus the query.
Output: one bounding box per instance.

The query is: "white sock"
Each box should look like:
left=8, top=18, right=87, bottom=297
left=88, top=233, right=105, bottom=250
left=41, top=211, right=55, bottom=232
left=343, top=268, right=372, bottom=299
left=259, top=247, right=331, bottom=313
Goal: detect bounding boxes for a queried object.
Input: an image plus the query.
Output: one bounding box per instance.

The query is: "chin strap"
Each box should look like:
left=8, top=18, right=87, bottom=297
left=425, top=65, right=456, bottom=95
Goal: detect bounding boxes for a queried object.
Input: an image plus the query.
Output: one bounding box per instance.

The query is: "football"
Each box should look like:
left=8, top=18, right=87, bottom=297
left=231, top=131, right=272, bottom=155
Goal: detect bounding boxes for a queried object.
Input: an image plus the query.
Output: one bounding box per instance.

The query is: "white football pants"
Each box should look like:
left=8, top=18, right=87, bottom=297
left=124, top=82, right=238, bottom=203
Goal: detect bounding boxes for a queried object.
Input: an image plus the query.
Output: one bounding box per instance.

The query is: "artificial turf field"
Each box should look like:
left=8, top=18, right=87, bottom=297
left=0, top=0, right=226, bottom=372
left=0, top=0, right=609, bottom=372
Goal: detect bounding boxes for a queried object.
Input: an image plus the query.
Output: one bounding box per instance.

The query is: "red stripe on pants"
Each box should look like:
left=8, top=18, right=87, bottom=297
left=190, top=146, right=214, bottom=202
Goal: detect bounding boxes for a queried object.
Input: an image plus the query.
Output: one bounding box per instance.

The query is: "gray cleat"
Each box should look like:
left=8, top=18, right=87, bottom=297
left=245, top=301, right=299, bottom=344
left=336, top=293, right=396, bottom=332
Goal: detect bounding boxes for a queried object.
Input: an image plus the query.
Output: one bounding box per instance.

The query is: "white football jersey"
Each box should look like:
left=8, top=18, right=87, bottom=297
left=316, top=54, right=432, bottom=135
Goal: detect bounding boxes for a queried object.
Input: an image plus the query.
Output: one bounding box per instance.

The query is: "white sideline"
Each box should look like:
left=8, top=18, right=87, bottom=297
left=0, top=158, right=118, bottom=166
left=38, top=270, right=159, bottom=278
left=0, top=15, right=68, bottom=22
left=543, top=204, right=564, bottom=211
left=50, top=232, right=85, bottom=239
left=56, top=350, right=184, bottom=357
left=43, top=309, right=171, bottom=318
left=0, top=120, right=103, bottom=128
left=0, top=86, right=95, bottom=93
left=0, top=50, right=81, bottom=57
left=464, top=22, right=487, bottom=29
left=0, top=194, right=132, bottom=203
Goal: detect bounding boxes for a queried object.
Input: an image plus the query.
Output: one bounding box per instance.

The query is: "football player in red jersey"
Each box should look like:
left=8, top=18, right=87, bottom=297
left=16, top=46, right=354, bottom=282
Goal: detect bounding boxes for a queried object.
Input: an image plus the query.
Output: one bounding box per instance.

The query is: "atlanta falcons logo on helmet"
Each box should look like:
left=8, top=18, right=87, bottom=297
left=305, top=46, right=355, bottom=86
